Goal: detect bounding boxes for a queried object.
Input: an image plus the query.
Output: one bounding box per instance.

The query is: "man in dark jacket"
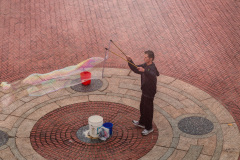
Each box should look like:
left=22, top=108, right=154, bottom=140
left=126, top=50, right=159, bottom=135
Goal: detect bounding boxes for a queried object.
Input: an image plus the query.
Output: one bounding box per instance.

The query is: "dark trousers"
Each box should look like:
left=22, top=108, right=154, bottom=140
left=139, top=95, right=154, bottom=130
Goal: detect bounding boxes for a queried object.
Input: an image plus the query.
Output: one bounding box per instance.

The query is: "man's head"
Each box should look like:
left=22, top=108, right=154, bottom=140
left=144, top=50, right=154, bottom=64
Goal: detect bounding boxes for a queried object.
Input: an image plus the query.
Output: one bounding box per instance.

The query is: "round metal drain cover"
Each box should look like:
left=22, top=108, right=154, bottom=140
left=0, top=130, right=9, bottom=147
left=76, top=125, right=104, bottom=144
left=70, top=79, right=103, bottom=92
left=178, top=116, right=214, bottom=135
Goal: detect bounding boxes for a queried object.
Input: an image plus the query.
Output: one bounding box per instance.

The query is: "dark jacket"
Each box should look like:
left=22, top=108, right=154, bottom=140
left=128, top=60, right=159, bottom=98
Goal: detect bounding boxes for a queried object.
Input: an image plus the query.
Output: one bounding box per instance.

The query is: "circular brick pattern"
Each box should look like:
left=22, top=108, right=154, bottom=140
left=70, top=79, right=103, bottom=92
left=0, top=130, right=9, bottom=147
left=30, top=102, right=158, bottom=159
left=178, top=116, right=214, bottom=135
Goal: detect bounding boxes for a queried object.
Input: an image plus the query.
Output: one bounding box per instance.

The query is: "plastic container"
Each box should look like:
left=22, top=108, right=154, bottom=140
left=88, top=115, right=103, bottom=138
left=80, top=71, right=91, bottom=85
left=103, top=122, right=113, bottom=135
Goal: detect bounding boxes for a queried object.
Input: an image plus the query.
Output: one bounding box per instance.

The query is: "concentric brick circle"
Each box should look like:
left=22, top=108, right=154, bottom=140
left=30, top=102, right=158, bottom=159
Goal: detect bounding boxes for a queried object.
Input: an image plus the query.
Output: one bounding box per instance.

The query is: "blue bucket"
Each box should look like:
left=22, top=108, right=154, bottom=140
left=103, top=122, right=113, bottom=135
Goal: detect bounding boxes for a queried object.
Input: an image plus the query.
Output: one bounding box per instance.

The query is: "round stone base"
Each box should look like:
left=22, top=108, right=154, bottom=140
left=70, top=79, right=103, bottom=92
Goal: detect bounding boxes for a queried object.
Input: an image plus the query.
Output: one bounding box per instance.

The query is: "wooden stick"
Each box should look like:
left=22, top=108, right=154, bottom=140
left=105, top=48, right=138, bottom=68
left=110, top=40, right=127, bottom=57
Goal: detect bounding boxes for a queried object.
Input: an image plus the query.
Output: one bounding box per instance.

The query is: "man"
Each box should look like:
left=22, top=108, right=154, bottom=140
left=126, top=50, right=159, bottom=136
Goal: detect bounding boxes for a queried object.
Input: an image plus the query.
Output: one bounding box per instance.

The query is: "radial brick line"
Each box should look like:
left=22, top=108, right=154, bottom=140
left=30, top=102, right=158, bottom=159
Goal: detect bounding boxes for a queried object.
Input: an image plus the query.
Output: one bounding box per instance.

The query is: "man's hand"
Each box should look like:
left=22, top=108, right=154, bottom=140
left=126, top=55, right=132, bottom=61
left=137, top=67, right=145, bottom=72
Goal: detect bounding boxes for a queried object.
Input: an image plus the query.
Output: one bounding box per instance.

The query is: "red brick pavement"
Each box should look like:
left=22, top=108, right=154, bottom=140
left=0, top=0, right=240, bottom=143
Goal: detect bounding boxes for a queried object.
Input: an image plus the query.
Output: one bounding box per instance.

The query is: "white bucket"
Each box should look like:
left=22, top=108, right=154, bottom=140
left=88, top=115, right=103, bottom=138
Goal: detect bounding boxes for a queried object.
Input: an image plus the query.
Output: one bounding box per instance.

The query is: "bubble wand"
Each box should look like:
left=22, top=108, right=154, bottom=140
left=104, top=48, right=138, bottom=68
left=110, top=40, right=127, bottom=57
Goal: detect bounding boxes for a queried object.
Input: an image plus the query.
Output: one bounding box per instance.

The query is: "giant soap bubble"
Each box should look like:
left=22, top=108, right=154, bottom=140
left=0, top=57, right=106, bottom=108
left=23, top=57, right=105, bottom=96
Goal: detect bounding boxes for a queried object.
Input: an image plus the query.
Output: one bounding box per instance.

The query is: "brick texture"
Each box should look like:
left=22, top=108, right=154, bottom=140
left=0, top=0, right=240, bottom=152
left=30, top=102, right=158, bottom=159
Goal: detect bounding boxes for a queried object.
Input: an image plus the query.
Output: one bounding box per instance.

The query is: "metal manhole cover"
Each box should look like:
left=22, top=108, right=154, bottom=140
left=178, top=116, right=214, bottom=135
left=76, top=125, right=105, bottom=144
left=70, top=79, right=103, bottom=92
left=0, top=130, right=9, bottom=147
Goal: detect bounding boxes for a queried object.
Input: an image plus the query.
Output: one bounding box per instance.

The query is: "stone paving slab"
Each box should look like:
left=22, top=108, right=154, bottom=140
left=202, top=98, right=236, bottom=124
left=47, top=88, right=72, bottom=99
left=161, top=105, right=187, bottom=119
left=25, top=154, right=45, bottom=160
left=16, top=138, right=36, bottom=157
left=221, top=123, right=240, bottom=152
left=16, top=119, right=37, bottom=138
left=177, top=136, right=198, bottom=151
left=0, top=116, right=19, bottom=130
left=198, top=154, right=212, bottom=160
left=168, top=149, right=187, bottom=160
left=11, top=95, right=50, bottom=117
left=157, top=86, right=186, bottom=101
left=121, top=97, right=140, bottom=109
left=0, top=147, right=17, bottom=160
left=0, top=68, right=239, bottom=159
left=183, top=145, right=203, bottom=160
left=157, top=75, right=176, bottom=85
left=170, top=80, right=212, bottom=101
left=139, top=146, right=168, bottom=160
left=198, top=135, right=217, bottom=156
left=0, top=114, right=8, bottom=121
left=55, top=95, right=89, bottom=107
left=1, top=100, right=25, bottom=115
left=27, top=103, right=60, bottom=121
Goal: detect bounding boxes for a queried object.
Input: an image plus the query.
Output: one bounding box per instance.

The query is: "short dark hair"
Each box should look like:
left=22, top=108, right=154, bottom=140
left=144, top=50, right=155, bottom=61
